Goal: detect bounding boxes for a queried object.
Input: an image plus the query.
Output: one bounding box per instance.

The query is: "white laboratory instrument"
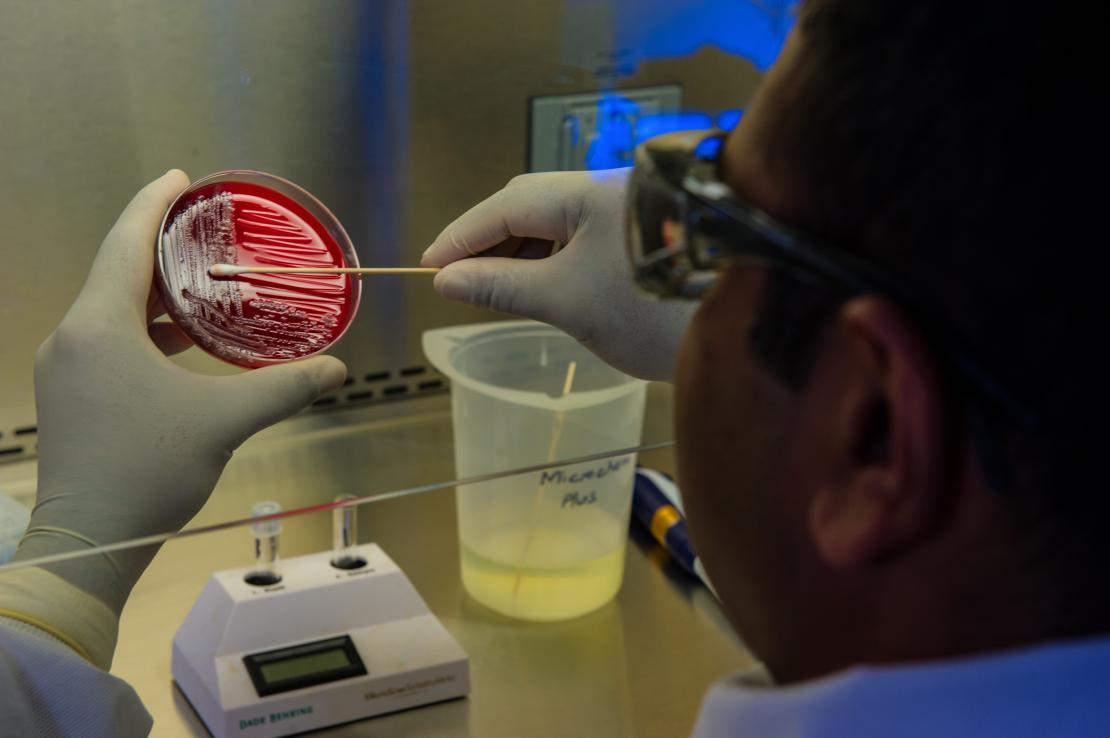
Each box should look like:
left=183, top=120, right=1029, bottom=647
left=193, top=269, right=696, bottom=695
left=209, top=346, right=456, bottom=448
left=172, top=501, right=469, bottom=738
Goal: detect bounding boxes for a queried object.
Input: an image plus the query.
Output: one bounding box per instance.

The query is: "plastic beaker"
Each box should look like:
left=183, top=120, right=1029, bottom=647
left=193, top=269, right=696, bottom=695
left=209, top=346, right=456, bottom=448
left=423, top=321, right=647, bottom=621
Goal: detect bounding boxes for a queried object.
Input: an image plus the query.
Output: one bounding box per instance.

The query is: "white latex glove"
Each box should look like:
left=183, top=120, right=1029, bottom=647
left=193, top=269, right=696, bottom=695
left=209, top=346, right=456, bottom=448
left=421, top=169, right=696, bottom=381
left=14, top=171, right=347, bottom=616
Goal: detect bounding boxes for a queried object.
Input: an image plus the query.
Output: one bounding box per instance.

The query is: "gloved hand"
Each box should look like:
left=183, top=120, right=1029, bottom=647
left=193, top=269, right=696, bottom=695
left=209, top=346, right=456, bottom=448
left=14, top=171, right=347, bottom=618
left=421, top=169, right=696, bottom=381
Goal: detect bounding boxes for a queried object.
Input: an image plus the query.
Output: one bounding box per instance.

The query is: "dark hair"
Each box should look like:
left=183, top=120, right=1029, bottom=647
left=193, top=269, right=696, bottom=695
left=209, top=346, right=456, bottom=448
left=748, top=0, right=1110, bottom=605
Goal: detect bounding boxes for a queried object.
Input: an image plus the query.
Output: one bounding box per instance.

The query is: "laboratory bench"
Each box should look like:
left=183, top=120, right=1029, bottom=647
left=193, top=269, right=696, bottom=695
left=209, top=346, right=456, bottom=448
left=42, top=386, right=753, bottom=737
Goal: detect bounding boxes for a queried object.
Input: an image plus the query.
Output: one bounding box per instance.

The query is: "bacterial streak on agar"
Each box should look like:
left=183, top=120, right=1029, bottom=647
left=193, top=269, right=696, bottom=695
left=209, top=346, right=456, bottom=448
left=157, top=175, right=359, bottom=367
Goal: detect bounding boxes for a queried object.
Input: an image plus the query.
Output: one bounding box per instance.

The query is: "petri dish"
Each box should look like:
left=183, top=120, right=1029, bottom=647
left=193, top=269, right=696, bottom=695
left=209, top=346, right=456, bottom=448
left=155, top=171, right=361, bottom=368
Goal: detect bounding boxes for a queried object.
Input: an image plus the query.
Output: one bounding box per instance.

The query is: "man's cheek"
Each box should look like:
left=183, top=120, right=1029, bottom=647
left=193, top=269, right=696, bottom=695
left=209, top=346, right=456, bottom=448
left=673, top=319, right=702, bottom=451
left=674, top=324, right=731, bottom=549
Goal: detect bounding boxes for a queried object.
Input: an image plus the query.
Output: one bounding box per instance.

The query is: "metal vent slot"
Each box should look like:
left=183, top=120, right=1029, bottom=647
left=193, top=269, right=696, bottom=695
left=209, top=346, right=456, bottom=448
left=0, top=363, right=449, bottom=464
left=303, top=362, right=447, bottom=414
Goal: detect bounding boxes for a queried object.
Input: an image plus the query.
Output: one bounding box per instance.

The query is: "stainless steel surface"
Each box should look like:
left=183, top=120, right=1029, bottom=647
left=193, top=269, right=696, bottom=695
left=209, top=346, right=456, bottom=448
left=0, top=0, right=763, bottom=444
left=100, top=385, right=753, bottom=737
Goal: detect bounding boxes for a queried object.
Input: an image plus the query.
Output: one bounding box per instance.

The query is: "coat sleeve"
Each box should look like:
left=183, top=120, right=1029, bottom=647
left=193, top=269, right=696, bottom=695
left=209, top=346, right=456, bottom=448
left=0, top=616, right=152, bottom=738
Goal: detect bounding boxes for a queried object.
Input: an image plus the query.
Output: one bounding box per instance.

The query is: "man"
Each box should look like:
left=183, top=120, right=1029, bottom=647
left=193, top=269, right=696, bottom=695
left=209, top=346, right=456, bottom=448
left=4, top=0, right=1108, bottom=735
left=423, top=1, right=1110, bottom=734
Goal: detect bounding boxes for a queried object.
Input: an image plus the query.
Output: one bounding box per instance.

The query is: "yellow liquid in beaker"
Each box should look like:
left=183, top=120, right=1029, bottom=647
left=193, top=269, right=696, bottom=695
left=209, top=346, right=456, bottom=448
left=460, top=528, right=626, bottom=621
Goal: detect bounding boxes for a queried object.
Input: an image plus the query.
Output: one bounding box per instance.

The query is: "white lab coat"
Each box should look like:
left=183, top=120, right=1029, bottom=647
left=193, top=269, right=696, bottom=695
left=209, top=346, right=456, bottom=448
left=4, top=612, right=1110, bottom=738
left=692, top=634, right=1110, bottom=738
left=0, top=617, right=151, bottom=738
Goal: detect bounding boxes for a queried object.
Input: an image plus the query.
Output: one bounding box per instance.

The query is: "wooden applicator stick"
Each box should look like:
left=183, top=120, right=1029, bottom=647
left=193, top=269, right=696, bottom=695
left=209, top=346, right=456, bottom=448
left=208, top=263, right=440, bottom=277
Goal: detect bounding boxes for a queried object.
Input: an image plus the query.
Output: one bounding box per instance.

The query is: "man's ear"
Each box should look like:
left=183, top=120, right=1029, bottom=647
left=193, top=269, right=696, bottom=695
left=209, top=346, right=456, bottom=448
left=807, top=296, right=951, bottom=569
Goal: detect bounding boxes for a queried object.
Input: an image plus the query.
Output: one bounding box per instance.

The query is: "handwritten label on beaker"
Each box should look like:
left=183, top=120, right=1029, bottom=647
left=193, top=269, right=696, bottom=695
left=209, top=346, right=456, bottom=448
left=537, top=456, right=633, bottom=510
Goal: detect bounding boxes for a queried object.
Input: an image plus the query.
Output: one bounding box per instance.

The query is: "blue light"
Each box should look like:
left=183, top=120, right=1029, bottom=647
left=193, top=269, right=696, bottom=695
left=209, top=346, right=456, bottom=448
left=584, top=101, right=736, bottom=171
left=610, top=0, right=798, bottom=73
left=694, top=135, right=724, bottom=161
left=574, top=0, right=796, bottom=171
left=585, top=93, right=640, bottom=169
left=636, top=112, right=714, bottom=143
left=354, top=0, right=410, bottom=337
left=716, top=109, right=745, bottom=131
left=585, top=99, right=747, bottom=170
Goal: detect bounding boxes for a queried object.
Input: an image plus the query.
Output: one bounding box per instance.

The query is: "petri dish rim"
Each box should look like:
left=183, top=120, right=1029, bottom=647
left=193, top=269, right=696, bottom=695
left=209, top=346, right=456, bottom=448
left=154, top=169, right=362, bottom=367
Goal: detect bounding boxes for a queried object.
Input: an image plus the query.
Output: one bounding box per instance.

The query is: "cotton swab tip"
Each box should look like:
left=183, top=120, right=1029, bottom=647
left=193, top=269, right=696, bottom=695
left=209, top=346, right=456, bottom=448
left=208, top=263, right=247, bottom=277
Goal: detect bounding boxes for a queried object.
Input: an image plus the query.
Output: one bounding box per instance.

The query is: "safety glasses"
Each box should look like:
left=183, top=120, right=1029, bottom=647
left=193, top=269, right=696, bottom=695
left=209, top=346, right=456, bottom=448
left=625, top=128, right=1038, bottom=439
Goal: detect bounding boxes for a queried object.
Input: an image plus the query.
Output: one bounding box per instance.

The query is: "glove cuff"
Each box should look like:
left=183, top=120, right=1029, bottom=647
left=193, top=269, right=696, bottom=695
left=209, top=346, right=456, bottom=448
left=0, top=565, right=118, bottom=669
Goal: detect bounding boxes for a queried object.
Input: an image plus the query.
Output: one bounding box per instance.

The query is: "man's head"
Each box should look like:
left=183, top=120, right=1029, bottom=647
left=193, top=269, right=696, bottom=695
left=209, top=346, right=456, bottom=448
left=675, top=1, right=1109, bottom=682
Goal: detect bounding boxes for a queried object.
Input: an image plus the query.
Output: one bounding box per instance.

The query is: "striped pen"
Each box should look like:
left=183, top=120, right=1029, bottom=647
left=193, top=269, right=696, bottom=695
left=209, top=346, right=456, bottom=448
left=632, top=468, right=717, bottom=596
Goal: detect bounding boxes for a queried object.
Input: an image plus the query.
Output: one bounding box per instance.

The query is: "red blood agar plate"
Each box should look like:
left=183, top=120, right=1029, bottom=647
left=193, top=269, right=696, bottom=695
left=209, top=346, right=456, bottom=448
left=155, top=171, right=361, bottom=368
